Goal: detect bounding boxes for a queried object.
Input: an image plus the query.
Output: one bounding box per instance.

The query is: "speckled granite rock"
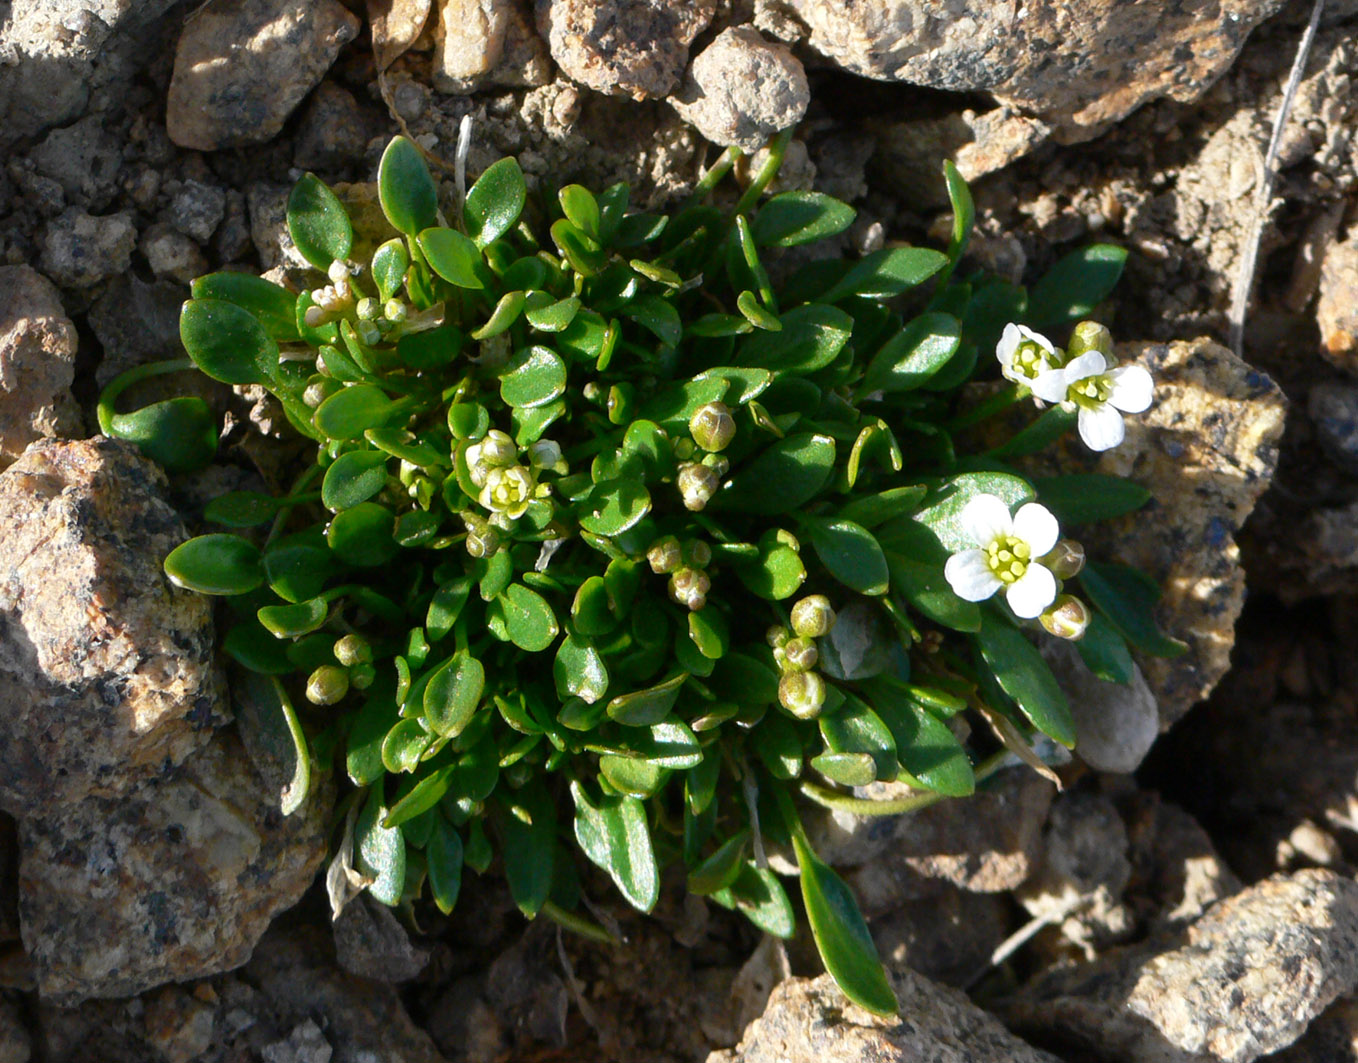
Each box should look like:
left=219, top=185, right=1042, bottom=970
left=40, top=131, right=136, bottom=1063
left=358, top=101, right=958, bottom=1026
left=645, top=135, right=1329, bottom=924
left=1009, top=869, right=1358, bottom=1063
left=0, top=438, right=225, bottom=815
left=535, top=0, right=714, bottom=100
left=0, top=267, right=79, bottom=468
left=708, top=968, right=1062, bottom=1063
left=18, top=730, right=329, bottom=1003
left=780, top=0, right=1284, bottom=142
left=38, top=208, right=137, bottom=289
left=1319, top=232, right=1358, bottom=374
left=435, top=0, right=552, bottom=92
left=166, top=0, right=360, bottom=151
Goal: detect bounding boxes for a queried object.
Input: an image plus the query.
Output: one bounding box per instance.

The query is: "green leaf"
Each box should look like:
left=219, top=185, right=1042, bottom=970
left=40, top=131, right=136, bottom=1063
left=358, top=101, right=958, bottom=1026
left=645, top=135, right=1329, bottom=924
left=838, top=486, right=927, bottom=529
left=427, top=817, right=464, bottom=915
left=734, top=532, right=806, bottom=600
left=1027, top=244, right=1127, bottom=329
left=942, top=160, right=974, bottom=262
left=383, top=764, right=455, bottom=828
left=738, top=303, right=852, bottom=374
left=264, top=534, right=332, bottom=603
left=598, top=755, right=665, bottom=798
left=885, top=549, right=980, bottom=633
left=500, top=345, right=567, bottom=408
left=346, top=681, right=399, bottom=785
left=418, top=228, right=487, bottom=289
left=1034, top=474, right=1151, bottom=526
left=164, top=534, right=263, bottom=595
left=912, top=472, right=1035, bottom=552
left=606, top=672, right=686, bottom=726
left=191, top=273, right=300, bottom=341
left=287, top=173, right=353, bottom=270
left=106, top=397, right=218, bottom=474
left=624, top=294, right=682, bottom=347
left=728, top=865, right=797, bottom=938
left=472, top=290, right=527, bottom=339
left=976, top=611, right=1076, bottom=747
left=498, top=583, right=559, bottom=652
left=716, top=434, right=837, bottom=514
left=554, top=635, right=609, bottom=704
left=465, top=157, right=526, bottom=246
left=525, top=295, right=580, bottom=332
left=752, top=191, right=857, bottom=247
left=204, top=490, right=280, bottom=527
left=687, top=608, right=728, bottom=660
left=372, top=238, right=409, bottom=302
left=687, top=831, right=749, bottom=895
left=559, top=184, right=601, bottom=240
left=424, top=652, right=485, bottom=737
left=579, top=478, right=651, bottom=537
left=793, top=831, right=897, bottom=1016
left=355, top=786, right=407, bottom=906
left=822, top=246, right=948, bottom=303
left=551, top=218, right=606, bottom=276
left=570, top=782, right=659, bottom=912
left=498, top=784, right=556, bottom=918
left=863, top=677, right=974, bottom=796
left=257, top=597, right=327, bottom=638
left=862, top=312, right=962, bottom=393
left=314, top=384, right=398, bottom=440
left=987, top=405, right=1077, bottom=460
left=571, top=576, right=616, bottom=637
left=326, top=501, right=397, bottom=567
left=755, top=714, right=804, bottom=779
left=322, top=449, right=390, bottom=511
left=1080, top=561, right=1187, bottom=658
left=382, top=717, right=432, bottom=773
left=819, top=694, right=897, bottom=781
left=378, top=136, right=438, bottom=236
left=1076, top=611, right=1136, bottom=684
left=180, top=298, right=279, bottom=386
left=807, top=519, right=889, bottom=596
left=399, top=322, right=464, bottom=370
left=223, top=621, right=293, bottom=674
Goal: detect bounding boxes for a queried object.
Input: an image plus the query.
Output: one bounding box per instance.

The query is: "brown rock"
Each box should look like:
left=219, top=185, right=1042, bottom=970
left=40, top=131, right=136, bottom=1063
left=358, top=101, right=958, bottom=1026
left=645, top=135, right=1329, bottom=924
left=0, top=266, right=79, bottom=468
left=871, top=887, right=1012, bottom=988
left=435, top=0, right=552, bottom=92
left=1010, top=869, right=1358, bottom=1063
left=1122, top=795, right=1240, bottom=930
left=711, top=968, right=1062, bottom=1063
left=535, top=0, right=714, bottom=100
left=18, top=729, right=329, bottom=1003
left=0, top=438, right=225, bottom=815
left=166, top=0, right=360, bottom=151
left=1319, top=232, right=1358, bottom=374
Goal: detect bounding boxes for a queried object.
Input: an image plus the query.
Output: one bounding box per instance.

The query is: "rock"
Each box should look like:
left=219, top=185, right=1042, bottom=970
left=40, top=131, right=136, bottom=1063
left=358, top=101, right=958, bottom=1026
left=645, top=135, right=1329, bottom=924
left=261, top=1020, right=332, bottom=1063
left=248, top=183, right=310, bottom=271
left=0, top=266, right=79, bottom=467
left=1043, top=638, right=1160, bottom=773
left=165, top=0, right=361, bottom=151
left=38, top=208, right=137, bottom=288
left=1309, top=383, right=1358, bottom=475
left=710, top=968, right=1062, bottom=1063
left=0, top=438, right=224, bottom=815
left=434, top=0, right=553, bottom=93
left=0, top=1000, right=29, bottom=1063
left=142, top=986, right=217, bottom=1063
left=139, top=222, right=208, bottom=285
left=29, top=115, right=125, bottom=211
left=1270, top=995, right=1358, bottom=1062
left=781, top=0, right=1284, bottom=143
left=18, top=728, right=330, bottom=1002
left=1009, top=869, right=1358, bottom=1063
left=89, top=274, right=186, bottom=385
left=1319, top=232, right=1358, bottom=373
left=535, top=0, right=715, bottom=101
left=164, top=180, right=227, bottom=245
left=1122, top=795, right=1240, bottom=930
left=332, top=895, right=429, bottom=983
left=292, top=82, right=372, bottom=173
left=871, top=887, right=1012, bottom=988
left=670, top=27, right=808, bottom=154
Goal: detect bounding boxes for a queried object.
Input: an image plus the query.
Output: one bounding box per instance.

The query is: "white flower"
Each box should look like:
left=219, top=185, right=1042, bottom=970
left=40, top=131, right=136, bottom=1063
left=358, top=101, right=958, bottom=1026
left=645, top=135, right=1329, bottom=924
left=465, top=429, right=517, bottom=487
left=944, top=494, right=1061, bottom=619
left=1030, top=350, right=1154, bottom=452
left=996, top=324, right=1061, bottom=386
left=479, top=464, right=535, bottom=520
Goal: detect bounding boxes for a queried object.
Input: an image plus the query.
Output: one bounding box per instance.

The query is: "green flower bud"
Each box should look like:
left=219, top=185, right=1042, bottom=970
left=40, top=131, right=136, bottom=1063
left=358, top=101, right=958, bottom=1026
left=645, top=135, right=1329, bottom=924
left=669, top=566, right=711, bottom=611
left=647, top=536, right=683, bottom=574
left=690, top=401, right=736, bottom=452
left=779, top=671, right=826, bottom=719
left=677, top=462, right=720, bottom=512
left=463, top=513, right=502, bottom=558
left=349, top=662, right=376, bottom=691
left=791, top=595, right=836, bottom=638
left=1067, top=320, right=1113, bottom=360
left=674, top=438, right=696, bottom=460
left=356, top=320, right=382, bottom=347
left=1040, top=594, right=1091, bottom=640
left=701, top=453, right=730, bottom=478
left=782, top=636, right=818, bottom=673
left=306, top=664, right=350, bottom=706
left=682, top=539, right=712, bottom=568
left=1041, top=539, right=1086, bottom=581
left=333, top=634, right=373, bottom=667
left=303, top=304, right=329, bottom=329
left=383, top=298, right=408, bottom=323
left=766, top=624, right=790, bottom=650
left=303, top=380, right=336, bottom=408
left=356, top=297, right=380, bottom=321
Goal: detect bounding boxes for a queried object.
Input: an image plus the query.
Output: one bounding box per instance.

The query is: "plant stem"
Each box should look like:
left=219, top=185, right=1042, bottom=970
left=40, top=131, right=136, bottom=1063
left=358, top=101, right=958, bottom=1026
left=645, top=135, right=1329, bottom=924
left=735, top=128, right=793, bottom=216
left=96, top=358, right=197, bottom=436
left=541, top=900, right=620, bottom=945
left=687, top=146, right=742, bottom=206
left=798, top=749, right=1017, bottom=817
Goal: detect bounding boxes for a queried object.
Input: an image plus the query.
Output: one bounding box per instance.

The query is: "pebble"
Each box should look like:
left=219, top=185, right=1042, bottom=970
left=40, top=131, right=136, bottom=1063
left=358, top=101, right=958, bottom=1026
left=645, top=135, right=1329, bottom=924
left=39, top=206, right=137, bottom=288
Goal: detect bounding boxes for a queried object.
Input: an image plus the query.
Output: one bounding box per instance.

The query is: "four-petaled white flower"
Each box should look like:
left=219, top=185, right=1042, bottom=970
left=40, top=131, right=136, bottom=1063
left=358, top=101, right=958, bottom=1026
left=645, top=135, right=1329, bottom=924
left=1030, top=350, right=1154, bottom=452
left=944, top=494, right=1061, bottom=619
left=479, top=464, right=535, bottom=520
left=996, top=324, right=1061, bottom=387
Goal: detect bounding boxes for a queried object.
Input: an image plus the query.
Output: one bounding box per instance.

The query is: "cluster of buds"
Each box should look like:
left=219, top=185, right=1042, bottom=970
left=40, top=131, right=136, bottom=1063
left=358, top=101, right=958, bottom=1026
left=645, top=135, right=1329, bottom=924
left=304, top=260, right=359, bottom=329
left=304, top=634, right=376, bottom=705
left=465, top=430, right=565, bottom=528
left=649, top=535, right=712, bottom=611
left=304, top=259, right=411, bottom=344
left=674, top=402, right=736, bottom=511
left=772, top=595, right=837, bottom=719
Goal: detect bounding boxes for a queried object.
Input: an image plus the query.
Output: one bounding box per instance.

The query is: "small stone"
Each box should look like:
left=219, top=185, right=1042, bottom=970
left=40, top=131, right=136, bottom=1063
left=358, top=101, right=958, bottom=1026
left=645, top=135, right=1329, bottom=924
left=1309, top=383, right=1358, bottom=475
left=435, top=0, right=553, bottom=93
left=140, top=221, right=208, bottom=285
left=0, top=266, right=79, bottom=466
left=39, top=207, right=137, bottom=288
left=670, top=27, right=809, bottom=153
left=1318, top=233, right=1358, bottom=373
left=248, top=183, right=309, bottom=271
left=29, top=115, right=124, bottom=211
left=1270, top=995, right=1358, bottom=1063
left=871, top=887, right=1012, bottom=988
left=332, top=894, right=430, bottom=983
left=261, top=1020, right=332, bottom=1063
left=165, top=0, right=361, bottom=151
left=536, top=0, right=715, bottom=101
left=1043, top=638, right=1160, bottom=773
left=88, top=274, right=186, bottom=385
left=142, top=987, right=216, bottom=1063
left=214, top=189, right=254, bottom=263
left=1123, top=796, right=1240, bottom=929
left=165, top=180, right=227, bottom=244
left=293, top=81, right=372, bottom=172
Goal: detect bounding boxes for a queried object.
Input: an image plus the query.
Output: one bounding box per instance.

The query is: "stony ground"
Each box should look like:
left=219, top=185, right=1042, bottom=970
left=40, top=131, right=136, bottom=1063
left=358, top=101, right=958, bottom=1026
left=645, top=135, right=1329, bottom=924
left=3, top=1, right=1358, bottom=1061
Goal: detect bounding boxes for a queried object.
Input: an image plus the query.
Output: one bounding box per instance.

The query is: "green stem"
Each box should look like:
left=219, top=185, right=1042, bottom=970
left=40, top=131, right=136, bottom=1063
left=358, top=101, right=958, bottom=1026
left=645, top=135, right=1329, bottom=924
left=96, top=358, right=197, bottom=436
left=735, top=128, right=793, bottom=216
left=265, top=465, right=324, bottom=546
left=540, top=900, right=619, bottom=945
left=686, top=146, right=742, bottom=206
left=798, top=749, right=1016, bottom=817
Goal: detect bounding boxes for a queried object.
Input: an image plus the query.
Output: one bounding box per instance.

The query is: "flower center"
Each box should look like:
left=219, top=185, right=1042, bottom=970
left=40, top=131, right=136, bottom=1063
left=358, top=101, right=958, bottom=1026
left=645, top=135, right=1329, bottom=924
left=1069, top=374, right=1113, bottom=408
left=1013, top=341, right=1048, bottom=379
left=985, top=534, right=1031, bottom=584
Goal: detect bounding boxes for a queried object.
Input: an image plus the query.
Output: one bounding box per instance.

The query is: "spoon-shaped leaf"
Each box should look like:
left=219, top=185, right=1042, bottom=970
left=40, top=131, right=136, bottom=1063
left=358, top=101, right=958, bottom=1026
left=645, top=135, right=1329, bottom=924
left=465, top=157, right=526, bottom=246
left=287, top=173, right=353, bottom=270
left=180, top=298, right=279, bottom=385
left=378, top=136, right=438, bottom=236
left=165, top=534, right=263, bottom=595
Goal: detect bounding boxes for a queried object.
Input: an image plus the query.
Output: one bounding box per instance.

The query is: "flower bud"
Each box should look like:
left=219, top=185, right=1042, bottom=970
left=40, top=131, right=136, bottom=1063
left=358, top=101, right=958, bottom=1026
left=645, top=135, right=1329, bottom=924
left=779, top=671, right=826, bottom=719
left=528, top=438, right=563, bottom=471
left=1067, top=320, right=1114, bottom=360
left=647, top=536, right=683, bottom=574
left=674, top=438, right=696, bottom=460
left=790, top=595, right=836, bottom=638
left=333, top=634, right=372, bottom=667
left=356, top=296, right=380, bottom=320
left=682, top=539, right=712, bottom=568
left=1040, top=594, right=1091, bottom=640
left=303, top=380, right=335, bottom=408
left=1041, top=539, right=1086, bottom=580
left=383, top=298, right=408, bottom=323
left=349, top=662, right=376, bottom=691
left=304, top=304, right=328, bottom=329
left=306, top=664, right=350, bottom=706
left=668, top=567, right=711, bottom=611
left=690, top=402, right=736, bottom=452
left=463, top=513, right=502, bottom=558
left=701, top=453, right=730, bottom=478
left=467, top=430, right=517, bottom=472
left=677, top=462, right=720, bottom=511
left=782, top=636, right=818, bottom=673
left=766, top=624, right=790, bottom=650
left=356, top=320, right=382, bottom=347
left=327, top=259, right=352, bottom=286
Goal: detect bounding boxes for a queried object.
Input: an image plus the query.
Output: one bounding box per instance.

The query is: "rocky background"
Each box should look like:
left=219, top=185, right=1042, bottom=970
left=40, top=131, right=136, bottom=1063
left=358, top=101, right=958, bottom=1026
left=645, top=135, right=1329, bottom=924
left=0, top=0, right=1357, bottom=1060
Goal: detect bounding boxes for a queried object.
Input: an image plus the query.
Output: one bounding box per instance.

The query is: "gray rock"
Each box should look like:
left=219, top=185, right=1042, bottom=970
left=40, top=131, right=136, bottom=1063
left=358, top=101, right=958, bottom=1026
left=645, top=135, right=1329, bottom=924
left=871, top=887, right=1012, bottom=988
left=165, top=180, right=227, bottom=245
left=1043, top=638, right=1160, bottom=774
left=1270, top=995, right=1358, bottom=1063
left=292, top=82, right=372, bottom=173
left=1010, top=869, right=1358, bottom=1063
left=248, top=183, right=309, bottom=271
left=214, top=189, right=254, bottom=263
left=434, top=0, right=553, bottom=93
left=0, top=438, right=225, bottom=816
left=671, top=27, right=808, bottom=154
left=332, top=895, right=430, bottom=984
left=0, top=999, right=30, bottom=1063
left=165, top=0, right=361, bottom=151
left=89, top=273, right=186, bottom=385
left=1123, top=796, right=1240, bottom=930
left=1309, top=383, right=1358, bottom=475
left=28, top=114, right=124, bottom=211
left=0, top=265, right=79, bottom=467
left=535, top=0, right=714, bottom=100
left=139, top=221, right=207, bottom=285
left=38, top=207, right=137, bottom=288
left=710, top=968, right=1062, bottom=1063
left=261, top=1020, right=332, bottom=1063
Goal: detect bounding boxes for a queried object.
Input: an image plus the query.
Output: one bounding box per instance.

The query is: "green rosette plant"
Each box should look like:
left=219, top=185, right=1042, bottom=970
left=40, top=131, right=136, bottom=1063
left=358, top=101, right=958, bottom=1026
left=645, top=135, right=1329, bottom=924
left=100, top=131, right=1180, bottom=1016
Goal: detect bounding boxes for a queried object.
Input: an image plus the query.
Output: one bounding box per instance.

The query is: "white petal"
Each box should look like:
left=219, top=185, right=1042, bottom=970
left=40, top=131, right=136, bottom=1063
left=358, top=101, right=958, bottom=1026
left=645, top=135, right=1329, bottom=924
left=1077, top=403, right=1126, bottom=451
left=1005, top=564, right=1057, bottom=619
left=1029, top=367, right=1069, bottom=404
left=1106, top=365, right=1154, bottom=413
left=1016, top=325, right=1056, bottom=355
left=995, top=323, right=1021, bottom=369
left=1013, top=502, right=1060, bottom=557
left=945, top=550, right=1003, bottom=602
left=1061, top=350, right=1108, bottom=381
left=959, top=493, right=1013, bottom=546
